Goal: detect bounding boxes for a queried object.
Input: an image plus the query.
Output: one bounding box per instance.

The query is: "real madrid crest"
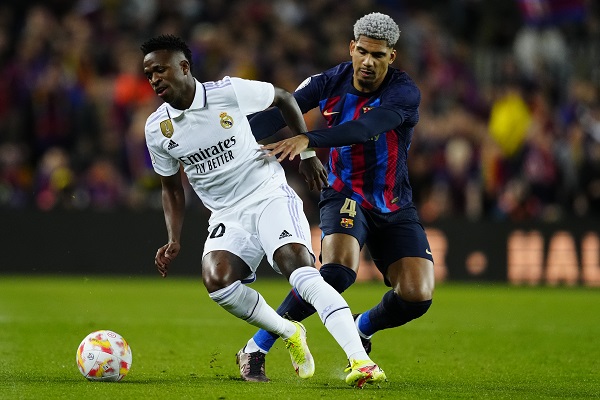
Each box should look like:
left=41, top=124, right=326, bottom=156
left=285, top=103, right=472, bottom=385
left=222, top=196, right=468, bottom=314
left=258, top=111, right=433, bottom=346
left=160, top=119, right=174, bottom=138
left=220, top=112, right=234, bottom=129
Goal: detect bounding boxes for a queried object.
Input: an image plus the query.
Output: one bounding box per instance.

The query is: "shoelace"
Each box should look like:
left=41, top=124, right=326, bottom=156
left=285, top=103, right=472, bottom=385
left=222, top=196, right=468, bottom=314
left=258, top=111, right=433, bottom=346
left=285, top=334, right=306, bottom=363
left=247, top=353, right=265, bottom=375
left=345, top=360, right=375, bottom=373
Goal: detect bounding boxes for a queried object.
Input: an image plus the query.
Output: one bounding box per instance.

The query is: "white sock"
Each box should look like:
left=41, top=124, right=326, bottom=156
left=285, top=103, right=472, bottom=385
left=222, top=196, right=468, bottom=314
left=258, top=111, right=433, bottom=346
left=209, top=280, right=296, bottom=338
left=289, top=267, right=369, bottom=361
left=242, top=339, right=265, bottom=354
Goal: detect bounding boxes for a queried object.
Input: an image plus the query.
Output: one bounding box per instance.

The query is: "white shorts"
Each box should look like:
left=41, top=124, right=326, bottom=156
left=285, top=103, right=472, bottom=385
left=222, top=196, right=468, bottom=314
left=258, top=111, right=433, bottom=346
left=202, top=183, right=314, bottom=283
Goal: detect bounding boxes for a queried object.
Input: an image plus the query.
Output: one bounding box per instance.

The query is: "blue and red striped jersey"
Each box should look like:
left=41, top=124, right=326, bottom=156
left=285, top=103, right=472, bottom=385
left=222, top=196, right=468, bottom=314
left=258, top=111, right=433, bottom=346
left=294, top=62, right=420, bottom=213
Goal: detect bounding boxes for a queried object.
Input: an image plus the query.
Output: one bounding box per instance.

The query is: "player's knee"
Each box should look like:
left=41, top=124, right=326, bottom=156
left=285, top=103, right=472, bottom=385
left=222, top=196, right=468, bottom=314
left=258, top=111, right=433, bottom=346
left=202, top=273, right=227, bottom=293
left=319, top=263, right=356, bottom=293
left=394, top=278, right=434, bottom=303
left=274, top=243, right=314, bottom=278
left=202, top=264, right=236, bottom=292
left=397, top=287, right=433, bottom=303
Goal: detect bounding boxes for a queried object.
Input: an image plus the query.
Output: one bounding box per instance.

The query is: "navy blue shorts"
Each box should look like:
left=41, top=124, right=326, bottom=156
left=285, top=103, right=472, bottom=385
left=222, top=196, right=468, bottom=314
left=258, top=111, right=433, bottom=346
left=319, top=188, right=433, bottom=284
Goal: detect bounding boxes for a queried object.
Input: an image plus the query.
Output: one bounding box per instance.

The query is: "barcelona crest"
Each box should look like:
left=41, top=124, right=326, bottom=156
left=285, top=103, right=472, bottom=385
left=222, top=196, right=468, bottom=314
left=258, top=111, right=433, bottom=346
left=340, top=218, right=354, bottom=228
left=220, top=112, right=234, bottom=129
left=160, top=119, right=174, bottom=138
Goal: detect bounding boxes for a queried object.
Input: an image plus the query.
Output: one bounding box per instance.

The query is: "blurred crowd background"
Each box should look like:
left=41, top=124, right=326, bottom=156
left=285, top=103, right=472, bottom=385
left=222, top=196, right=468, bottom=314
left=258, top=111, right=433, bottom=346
left=0, top=0, right=599, bottom=224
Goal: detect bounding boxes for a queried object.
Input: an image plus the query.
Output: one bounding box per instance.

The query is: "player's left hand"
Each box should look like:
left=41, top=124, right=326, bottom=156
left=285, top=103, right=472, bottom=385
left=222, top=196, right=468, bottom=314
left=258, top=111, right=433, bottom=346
left=299, top=157, right=329, bottom=191
left=261, top=135, right=310, bottom=162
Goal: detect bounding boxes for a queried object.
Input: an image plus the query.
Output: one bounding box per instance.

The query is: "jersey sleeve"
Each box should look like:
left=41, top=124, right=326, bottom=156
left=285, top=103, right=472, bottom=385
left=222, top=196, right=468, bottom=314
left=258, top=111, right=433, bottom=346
left=145, top=124, right=179, bottom=177
left=147, top=146, right=179, bottom=176
left=378, top=81, right=420, bottom=126
left=305, top=107, right=404, bottom=147
left=248, top=73, right=324, bottom=141
left=229, top=77, right=275, bottom=115
left=293, top=74, right=325, bottom=113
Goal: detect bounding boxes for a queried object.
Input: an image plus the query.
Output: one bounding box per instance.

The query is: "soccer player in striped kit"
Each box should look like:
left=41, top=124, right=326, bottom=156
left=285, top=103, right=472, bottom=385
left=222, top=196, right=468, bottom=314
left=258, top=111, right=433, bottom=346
left=238, top=12, right=435, bottom=384
left=141, top=34, right=385, bottom=387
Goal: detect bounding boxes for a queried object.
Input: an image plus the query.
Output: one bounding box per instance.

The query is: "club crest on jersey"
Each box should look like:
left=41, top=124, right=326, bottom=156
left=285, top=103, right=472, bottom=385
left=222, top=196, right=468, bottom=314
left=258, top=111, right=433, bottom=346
left=220, top=112, right=234, bottom=129
left=160, top=119, right=174, bottom=138
left=340, top=218, right=354, bottom=228
left=362, top=106, right=374, bottom=113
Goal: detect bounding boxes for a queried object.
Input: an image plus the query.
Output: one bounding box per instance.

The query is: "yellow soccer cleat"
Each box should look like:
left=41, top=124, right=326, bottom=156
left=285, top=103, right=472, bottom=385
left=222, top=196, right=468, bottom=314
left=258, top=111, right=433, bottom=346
left=283, top=321, right=315, bottom=378
left=345, top=359, right=387, bottom=388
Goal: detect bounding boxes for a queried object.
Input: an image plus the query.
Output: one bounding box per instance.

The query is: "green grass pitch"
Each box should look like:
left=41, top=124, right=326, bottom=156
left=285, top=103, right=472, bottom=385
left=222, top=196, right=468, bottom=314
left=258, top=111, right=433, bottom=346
left=0, top=275, right=598, bottom=399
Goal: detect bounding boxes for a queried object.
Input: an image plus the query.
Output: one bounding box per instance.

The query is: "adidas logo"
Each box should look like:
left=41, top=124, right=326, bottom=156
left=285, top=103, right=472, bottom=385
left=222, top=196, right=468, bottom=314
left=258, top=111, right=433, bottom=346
left=279, top=230, right=292, bottom=239
left=167, top=140, right=179, bottom=150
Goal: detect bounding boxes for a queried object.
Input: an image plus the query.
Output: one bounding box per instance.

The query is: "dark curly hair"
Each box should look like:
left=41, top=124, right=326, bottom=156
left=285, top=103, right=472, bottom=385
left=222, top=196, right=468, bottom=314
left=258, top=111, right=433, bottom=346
left=140, top=34, right=193, bottom=69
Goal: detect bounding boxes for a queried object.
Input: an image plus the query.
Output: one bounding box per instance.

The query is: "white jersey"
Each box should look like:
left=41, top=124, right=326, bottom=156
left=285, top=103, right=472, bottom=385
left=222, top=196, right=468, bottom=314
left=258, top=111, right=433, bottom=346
left=145, top=77, right=288, bottom=213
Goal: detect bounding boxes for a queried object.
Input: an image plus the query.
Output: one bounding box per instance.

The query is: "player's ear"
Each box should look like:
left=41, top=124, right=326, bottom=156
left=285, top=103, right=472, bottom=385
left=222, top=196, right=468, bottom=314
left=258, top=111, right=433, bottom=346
left=181, top=60, right=190, bottom=75
left=389, top=49, right=397, bottom=64
left=349, top=40, right=356, bottom=56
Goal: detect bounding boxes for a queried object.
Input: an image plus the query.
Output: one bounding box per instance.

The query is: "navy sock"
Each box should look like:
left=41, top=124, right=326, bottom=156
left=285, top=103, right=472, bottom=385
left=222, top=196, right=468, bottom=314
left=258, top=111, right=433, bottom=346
left=319, top=263, right=357, bottom=292
left=358, top=290, right=432, bottom=337
left=252, top=263, right=356, bottom=352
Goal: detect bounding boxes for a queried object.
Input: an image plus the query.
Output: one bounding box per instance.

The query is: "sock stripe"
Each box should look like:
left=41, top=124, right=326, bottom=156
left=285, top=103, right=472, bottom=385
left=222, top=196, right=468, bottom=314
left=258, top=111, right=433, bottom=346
left=321, top=305, right=350, bottom=325
left=291, top=287, right=303, bottom=302
left=290, top=267, right=320, bottom=288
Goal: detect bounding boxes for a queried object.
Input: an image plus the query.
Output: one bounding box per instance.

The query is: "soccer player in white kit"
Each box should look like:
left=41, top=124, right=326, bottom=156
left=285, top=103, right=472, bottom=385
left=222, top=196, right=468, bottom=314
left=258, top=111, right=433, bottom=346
left=141, top=35, right=385, bottom=386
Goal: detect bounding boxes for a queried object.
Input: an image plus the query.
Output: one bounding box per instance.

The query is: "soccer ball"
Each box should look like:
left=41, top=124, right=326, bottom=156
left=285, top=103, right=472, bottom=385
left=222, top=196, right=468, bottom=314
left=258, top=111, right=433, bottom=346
left=76, top=330, right=132, bottom=381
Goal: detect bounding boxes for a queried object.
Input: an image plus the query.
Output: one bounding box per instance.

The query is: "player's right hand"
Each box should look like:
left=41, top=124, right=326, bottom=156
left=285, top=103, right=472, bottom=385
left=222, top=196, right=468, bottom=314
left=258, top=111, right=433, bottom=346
left=299, top=157, right=329, bottom=191
left=155, top=242, right=181, bottom=278
left=261, top=135, right=310, bottom=162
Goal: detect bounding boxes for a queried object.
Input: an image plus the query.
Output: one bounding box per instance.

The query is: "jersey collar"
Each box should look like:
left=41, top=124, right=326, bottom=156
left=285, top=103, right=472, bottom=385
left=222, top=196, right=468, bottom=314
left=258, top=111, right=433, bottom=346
left=164, top=79, right=207, bottom=118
